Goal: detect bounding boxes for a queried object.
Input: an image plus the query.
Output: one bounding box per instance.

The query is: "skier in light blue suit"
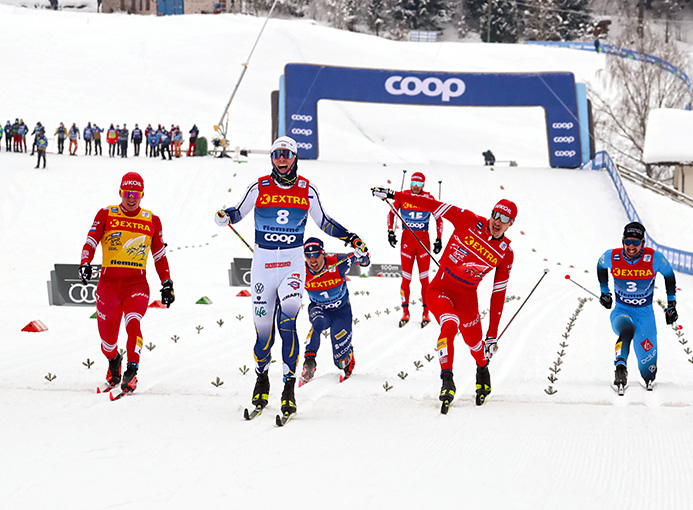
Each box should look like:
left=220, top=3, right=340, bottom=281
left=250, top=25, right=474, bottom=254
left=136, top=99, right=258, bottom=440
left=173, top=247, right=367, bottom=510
left=597, top=222, right=678, bottom=391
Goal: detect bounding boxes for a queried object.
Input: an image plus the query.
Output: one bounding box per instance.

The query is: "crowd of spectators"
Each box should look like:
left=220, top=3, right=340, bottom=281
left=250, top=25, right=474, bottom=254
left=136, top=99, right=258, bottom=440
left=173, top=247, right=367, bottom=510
left=2, top=120, right=202, bottom=161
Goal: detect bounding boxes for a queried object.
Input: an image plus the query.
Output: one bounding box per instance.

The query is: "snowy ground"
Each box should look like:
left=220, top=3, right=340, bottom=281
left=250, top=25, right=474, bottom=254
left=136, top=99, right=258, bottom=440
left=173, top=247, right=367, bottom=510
left=1, top=6, right=693, bottom=509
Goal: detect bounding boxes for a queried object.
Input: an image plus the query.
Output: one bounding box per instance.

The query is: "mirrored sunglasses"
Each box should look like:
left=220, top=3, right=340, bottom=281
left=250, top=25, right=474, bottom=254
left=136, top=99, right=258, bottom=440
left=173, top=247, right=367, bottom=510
left=121, top=189, right=142, bottom=200
left=623, top=239, right=642, bottom=247
left=491, top=210, right=512, bottom=224
left=304, top=251, right=322, bottom=259
left=411, top=180, right=424, bottom=187
left=271, top=149, right=295, bottom=160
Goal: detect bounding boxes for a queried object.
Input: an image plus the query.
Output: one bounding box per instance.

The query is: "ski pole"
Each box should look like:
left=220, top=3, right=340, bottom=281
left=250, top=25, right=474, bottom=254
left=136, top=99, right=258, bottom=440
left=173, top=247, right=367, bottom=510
left=385, top=198, right=439, bottom=267
left=497, top=268, right=549, bottom=340
left=564, top=274, right=599, bottom=299
left=226, top=222, right=254, bottom=254
left=438, top=180, right=442, bottom=200
left=306, top=253, right=356, bottom=283
left=393, top=169, right=407, bottom=232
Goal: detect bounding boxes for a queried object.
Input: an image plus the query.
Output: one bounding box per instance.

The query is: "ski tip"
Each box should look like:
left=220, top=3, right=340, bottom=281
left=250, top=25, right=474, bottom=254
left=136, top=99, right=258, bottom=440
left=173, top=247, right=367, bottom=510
left=275, top=415, right=283, bottom=427
left=108, top=391, right=117, bottom=401
left=243, top=408, right=250, bottom=420
left=96, top=387, right=102, bottom=394
left=440, top=401, right=450, bottom=414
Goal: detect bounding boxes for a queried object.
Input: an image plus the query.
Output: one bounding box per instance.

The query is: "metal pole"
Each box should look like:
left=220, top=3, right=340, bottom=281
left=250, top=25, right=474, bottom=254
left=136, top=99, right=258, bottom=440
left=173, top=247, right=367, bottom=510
left=497, top=269, right=549, bottom=340
left=227, top=223, right=254, bottom=253
left=564, top=275, right=600, bottom=299
left=306, top=253, right=356, bottom=283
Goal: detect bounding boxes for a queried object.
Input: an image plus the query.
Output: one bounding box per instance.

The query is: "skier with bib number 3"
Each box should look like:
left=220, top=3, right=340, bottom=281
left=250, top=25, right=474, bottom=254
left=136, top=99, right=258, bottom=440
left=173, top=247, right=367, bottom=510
left=372, top=186, right=516, bottom=411
left=597, top=222, right=677, bottom=395
left=215, top=136, right=368, bottom=423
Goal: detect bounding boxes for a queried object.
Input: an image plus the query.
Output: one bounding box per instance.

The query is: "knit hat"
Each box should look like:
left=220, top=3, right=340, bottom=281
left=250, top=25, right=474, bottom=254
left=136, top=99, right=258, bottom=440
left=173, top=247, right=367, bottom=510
left=623, top=221, right=645, bottom=240
left=411, top=172, right=426, bottom=183
left=120, top=172, right=144, bottom=192
left=271, top=136, right=298, bottom=155
left=304, top=237, right=324, bottom=254
left=493, top=199, right=517, bottom=221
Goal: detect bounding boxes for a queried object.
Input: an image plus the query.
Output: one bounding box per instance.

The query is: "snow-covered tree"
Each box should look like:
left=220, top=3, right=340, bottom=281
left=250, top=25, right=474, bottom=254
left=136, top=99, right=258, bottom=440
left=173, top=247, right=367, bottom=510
left=480, top=0, right=519, bottom=43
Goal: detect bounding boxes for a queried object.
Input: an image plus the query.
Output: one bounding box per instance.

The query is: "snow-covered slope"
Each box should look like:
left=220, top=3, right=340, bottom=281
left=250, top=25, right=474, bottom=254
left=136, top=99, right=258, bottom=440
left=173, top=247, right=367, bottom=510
left=1, top=7, right=692, bottom=509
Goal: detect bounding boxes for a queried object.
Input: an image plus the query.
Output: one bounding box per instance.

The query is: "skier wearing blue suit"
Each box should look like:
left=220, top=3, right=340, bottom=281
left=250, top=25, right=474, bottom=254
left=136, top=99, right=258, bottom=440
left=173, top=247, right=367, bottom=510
left=214, top=136, right=368, bottom=417
left=597, top=222, right=678, bottom=391
left=300, top=237, right=370, bottom=384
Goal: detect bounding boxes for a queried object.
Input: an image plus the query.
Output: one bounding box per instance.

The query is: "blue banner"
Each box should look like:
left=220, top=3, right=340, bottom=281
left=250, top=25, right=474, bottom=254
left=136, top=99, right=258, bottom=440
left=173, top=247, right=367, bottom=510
left=582, top=151, right=693, bottom=275
left=283, top=64, right=582, bottom=168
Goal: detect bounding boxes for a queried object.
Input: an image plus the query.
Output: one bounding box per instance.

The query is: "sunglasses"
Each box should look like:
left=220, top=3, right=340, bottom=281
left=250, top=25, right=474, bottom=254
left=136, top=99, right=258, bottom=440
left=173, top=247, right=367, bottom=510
left=121, top=189, right=142, bottom=200
left=623, top=239, right=643, bottom=247
left=411, top=180, right=424, bottom=187
left=271, top=149, right=295, bottom=160
left=491, top=211, right=513, bottom=224
left=304, top=251, right=323, bottom=259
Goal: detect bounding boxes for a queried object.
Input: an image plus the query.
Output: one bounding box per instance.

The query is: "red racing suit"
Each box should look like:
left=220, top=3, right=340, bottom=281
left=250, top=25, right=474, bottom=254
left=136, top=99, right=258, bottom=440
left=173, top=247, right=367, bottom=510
left=387, top=189, right=443, bottom=308
left=394, top=192, right=513, bottom=370
left=81, top=205, right=171, bottom=365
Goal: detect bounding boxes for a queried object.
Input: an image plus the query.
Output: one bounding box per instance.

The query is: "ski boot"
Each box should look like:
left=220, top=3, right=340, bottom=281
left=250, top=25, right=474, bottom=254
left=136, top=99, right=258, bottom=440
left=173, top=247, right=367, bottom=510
left=614, top=364, right=628, bottom=395
left=421, top=306, right=431, bottom=328
left=106, top=351, right=122, bottom=387
left=280, top=378, right=297, bottom=416
left=475, top=363, right=491, bottom=406
left=399, top=305, right=410, bottom=328
left=439, top=370, right=456, bottom=414
left=121, top=361, right=138, bottom=393
left=340, top=352, right=355, bottom=382
left=299, top=351, right=317, bottom=387
left=252, top=370, right=270, bottom=409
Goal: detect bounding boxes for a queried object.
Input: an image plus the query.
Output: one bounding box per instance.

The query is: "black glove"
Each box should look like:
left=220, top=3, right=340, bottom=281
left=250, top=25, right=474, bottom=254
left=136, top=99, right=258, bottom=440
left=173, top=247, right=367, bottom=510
left=388, top=230, right=397, bottom=248
left=371, top=187, right=395, bottom=200
left=665, top=300, right=678, bottom=325
left=433, top=238, right=442, bottom=254
left=599, top=292, right=613, bottom=309
left=78, top=262, right=92, bottom=284
left=344, top=232, right=366, bottom=250
left=161, top=279, right=175, bottom=308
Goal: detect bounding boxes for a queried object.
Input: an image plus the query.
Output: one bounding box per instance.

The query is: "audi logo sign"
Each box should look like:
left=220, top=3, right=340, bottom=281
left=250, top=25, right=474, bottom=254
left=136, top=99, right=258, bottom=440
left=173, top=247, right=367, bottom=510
left=48, top=263, right=102, bottom=306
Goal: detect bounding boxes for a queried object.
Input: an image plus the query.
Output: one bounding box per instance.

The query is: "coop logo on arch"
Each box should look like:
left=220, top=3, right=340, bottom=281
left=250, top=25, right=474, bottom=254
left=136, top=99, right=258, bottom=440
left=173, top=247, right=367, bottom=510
left=385, top=75, right=466, bottom=102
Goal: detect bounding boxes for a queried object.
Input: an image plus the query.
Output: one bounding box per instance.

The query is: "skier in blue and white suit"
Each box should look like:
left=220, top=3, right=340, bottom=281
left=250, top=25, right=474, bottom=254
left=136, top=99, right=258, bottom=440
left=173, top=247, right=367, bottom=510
left=597, top=221, right=678, bottom=390
left=215, top=136, right=368, bottom=415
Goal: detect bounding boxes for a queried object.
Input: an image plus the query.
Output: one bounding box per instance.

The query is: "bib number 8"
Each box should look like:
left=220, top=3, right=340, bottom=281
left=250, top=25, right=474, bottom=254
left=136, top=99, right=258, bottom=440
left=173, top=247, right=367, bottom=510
left=276, top=209, right=290, bottom=224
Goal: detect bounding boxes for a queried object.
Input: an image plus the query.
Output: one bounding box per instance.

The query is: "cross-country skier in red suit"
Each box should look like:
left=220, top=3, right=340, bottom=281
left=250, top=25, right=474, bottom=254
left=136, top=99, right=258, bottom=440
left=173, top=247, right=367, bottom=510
left=373, top=186, right=516, bottom=408
left=386, top=172, right=443, bottom=328
left=79, top=172, right=175, bottom=394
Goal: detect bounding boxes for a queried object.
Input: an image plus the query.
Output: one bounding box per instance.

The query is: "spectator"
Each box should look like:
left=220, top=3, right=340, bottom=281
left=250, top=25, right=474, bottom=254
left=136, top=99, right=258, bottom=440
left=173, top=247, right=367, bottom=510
left=0, top=122, right=3, bottom=152
left=172, top=126, right=183, bottom=158
left=18, top=119, right=29, bottom=153
left=4, top=120, right=11, bottom=152
left=55, top=122, right=67, bottom=154
left=84, top=122, right=94, bottom=155
left=35, top=131, right=48, bottom=169
left=119, top=123, right=129, bottom=158
left=187, top=124, right=199, bottom=156
left=30, top=121, right=44, bottom=155
left=107, top=124, right=118, bottom=157
left=144, top=124, right=153, bottom=156
left=483, top=149, right=496, bottom=166
left=12, top=119, right=20, bottom=152
left=147, top=128, right=159, bottom=158
left=68, top=123, right=80, bottom=155
left=93, top=124, right=103, bottom=156
left=160, top=128, right=172, bottom=160
left=131, top=123, right=143, bottom=156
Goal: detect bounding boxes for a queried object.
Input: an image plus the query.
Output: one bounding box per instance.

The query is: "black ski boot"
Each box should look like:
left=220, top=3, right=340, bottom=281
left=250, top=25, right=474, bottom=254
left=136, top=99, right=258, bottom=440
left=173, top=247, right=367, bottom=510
left=475, top=363, right=491, bottom=406
left=439, top=370, right=456, bottom=414
left=252, top=370, right=270, bottom=409
left=106, top=352, right=122, bottom=386
left=280, top=378, right=297, bottom=415
left=121, top=361, right=138, bottom=392
left=614, top=364, right=628, bottom=395
left=301, top=351, right=317, bottom=382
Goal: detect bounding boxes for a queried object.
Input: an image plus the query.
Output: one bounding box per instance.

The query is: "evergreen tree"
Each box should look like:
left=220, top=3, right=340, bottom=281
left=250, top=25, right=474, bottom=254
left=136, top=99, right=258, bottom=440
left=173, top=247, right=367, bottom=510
left=480, top=0, right=519, bottom=43
left=521, top=0, right=563, bottom=41
left=557, top=0, right=593, bottom=41
left=366, top=0, right=388, bottom=36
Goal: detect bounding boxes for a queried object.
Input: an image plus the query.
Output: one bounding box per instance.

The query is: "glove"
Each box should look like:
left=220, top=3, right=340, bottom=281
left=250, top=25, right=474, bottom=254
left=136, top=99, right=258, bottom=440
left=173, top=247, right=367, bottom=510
left=388, top=230, right=397, bottom=248
left=433, top=238, right=442, bottom=254
left=371, top=187, right=395, bottom=200
left=484, top=337, right=498, bottom=360
left=665, top=300, right=678, bottom=325
left=344, top=232, right=367, bottom=251
left=215, top=210, right=230, bottom=226
left=78, top=262, right=92, bottom=284
left=353, top=239, right=368, bottom=257
left=599, top=292, right=613, bottom=309
left=161, top=279, right=175, bottom=308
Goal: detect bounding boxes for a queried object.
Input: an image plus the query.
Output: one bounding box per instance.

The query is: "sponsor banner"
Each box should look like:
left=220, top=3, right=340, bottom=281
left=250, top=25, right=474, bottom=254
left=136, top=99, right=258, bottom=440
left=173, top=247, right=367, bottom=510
left=48, top=264, right=102, bottom=306
left=229, top=258, right=253, bottom=287
left=368, top=263, right=403, bottom=278
left=283, top=63, right=581, bottom=168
